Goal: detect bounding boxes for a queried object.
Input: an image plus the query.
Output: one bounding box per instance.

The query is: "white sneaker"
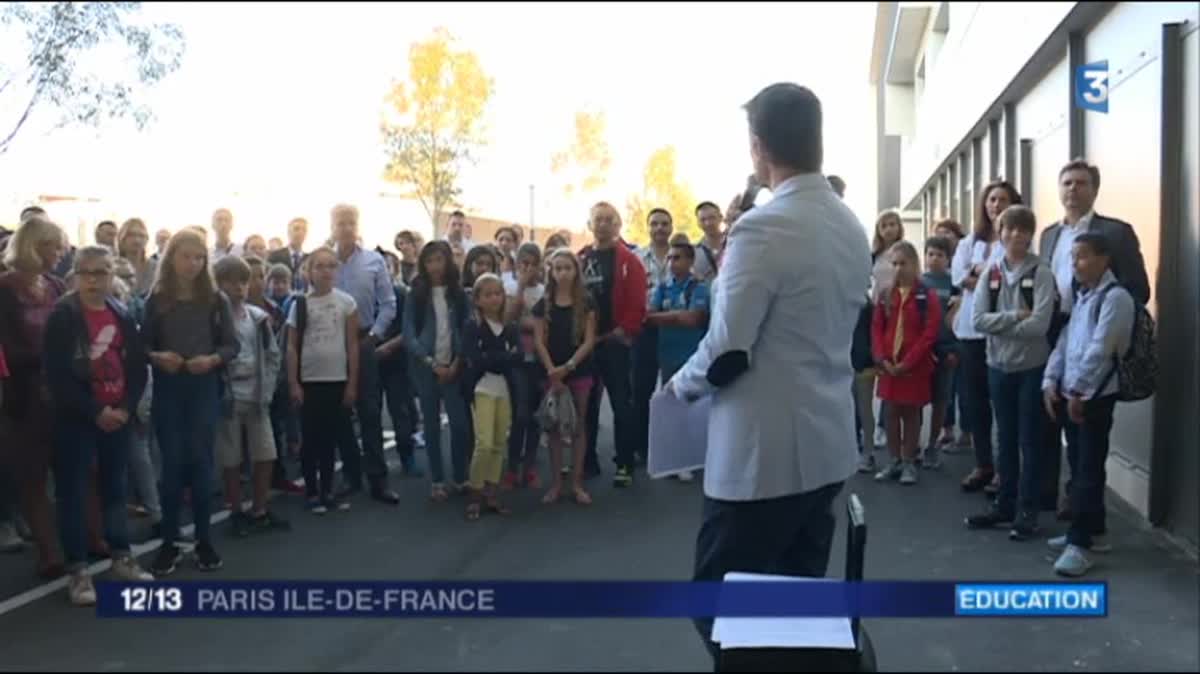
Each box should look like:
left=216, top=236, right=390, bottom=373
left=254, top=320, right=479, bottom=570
left=111, top=555, right=155, bottom=582
left=1054, top=545, right=1094, bottom=577
left=1048, top=534, right=1111, bottom=554
left=68, top=572, right=97, bottom=607
left=676, top=470, right=695, bottom=483
left=0, top=521, right=25, bottom=553
left=873, top=428, right=887, bottom=449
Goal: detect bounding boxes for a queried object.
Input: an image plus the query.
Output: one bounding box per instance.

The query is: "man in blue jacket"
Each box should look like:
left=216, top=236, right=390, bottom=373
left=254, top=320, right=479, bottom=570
left=43, top=246, right=155, bottom=606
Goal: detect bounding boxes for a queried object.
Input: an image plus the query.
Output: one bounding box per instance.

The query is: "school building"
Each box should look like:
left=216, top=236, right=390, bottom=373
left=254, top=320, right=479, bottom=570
left=870, top=1, right=1199, bottom=549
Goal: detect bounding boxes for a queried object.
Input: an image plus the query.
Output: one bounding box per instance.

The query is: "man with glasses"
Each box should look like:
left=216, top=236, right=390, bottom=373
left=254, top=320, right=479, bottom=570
left=692, top=202, right=725, bottom=282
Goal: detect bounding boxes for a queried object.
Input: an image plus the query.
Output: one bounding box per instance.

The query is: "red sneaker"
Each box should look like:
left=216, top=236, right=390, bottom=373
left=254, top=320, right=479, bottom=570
left=500, top=471, right=518, bottom=491
left=524, top=469, right=541, bottom=490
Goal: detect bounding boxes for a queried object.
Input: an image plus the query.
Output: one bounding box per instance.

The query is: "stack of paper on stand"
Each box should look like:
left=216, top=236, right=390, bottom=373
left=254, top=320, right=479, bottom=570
left=712, top=573, right=856, bottom=651
left=647, top=390, right=709, bottom=479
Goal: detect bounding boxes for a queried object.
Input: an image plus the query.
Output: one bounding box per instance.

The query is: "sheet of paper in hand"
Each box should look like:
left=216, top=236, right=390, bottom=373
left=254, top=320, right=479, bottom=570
left=647, top=389, right=709, bottom=479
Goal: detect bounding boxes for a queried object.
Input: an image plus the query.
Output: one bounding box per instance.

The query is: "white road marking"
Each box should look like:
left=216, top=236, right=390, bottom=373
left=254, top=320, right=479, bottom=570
left=0, top=441, right=404, bottom=617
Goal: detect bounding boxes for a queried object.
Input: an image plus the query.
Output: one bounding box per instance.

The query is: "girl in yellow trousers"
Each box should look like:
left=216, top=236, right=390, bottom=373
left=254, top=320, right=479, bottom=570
left=462, top=274, right=523, bottom=521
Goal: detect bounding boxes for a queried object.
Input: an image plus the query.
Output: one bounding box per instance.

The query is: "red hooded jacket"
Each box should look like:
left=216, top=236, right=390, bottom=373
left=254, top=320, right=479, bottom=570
left=871, top=281, right=941, bottom=405
left=578, top=239, right=648, bottom=340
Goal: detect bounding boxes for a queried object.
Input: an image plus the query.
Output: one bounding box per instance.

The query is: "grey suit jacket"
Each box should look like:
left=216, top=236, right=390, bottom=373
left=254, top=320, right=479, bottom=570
left=1038, top=213, right=1150, bottom=306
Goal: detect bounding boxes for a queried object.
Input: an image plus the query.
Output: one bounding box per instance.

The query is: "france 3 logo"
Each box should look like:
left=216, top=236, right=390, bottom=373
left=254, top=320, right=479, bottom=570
left=1075, top=60, right=1109, bottom=114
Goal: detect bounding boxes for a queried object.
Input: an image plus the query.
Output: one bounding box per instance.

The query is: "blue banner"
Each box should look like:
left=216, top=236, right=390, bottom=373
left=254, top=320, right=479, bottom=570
left=95, top=581, right=1107, bottom=619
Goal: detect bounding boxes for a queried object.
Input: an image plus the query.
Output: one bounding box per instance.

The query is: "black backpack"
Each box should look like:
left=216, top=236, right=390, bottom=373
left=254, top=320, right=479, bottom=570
left=987, top=263, right=1059, bottom=346
left=1091, top=284, right=1157, bottom=402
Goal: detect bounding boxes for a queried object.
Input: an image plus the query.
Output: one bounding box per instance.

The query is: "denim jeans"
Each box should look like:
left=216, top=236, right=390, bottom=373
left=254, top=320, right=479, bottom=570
left=412, top=368, right=472, bottom=485
left=153, top=371, right=219, bottom=546
left=631, top=326, right=659, bottom=460
left=54, top=420, right=133, bottom=572
left=692, top=482, right=843, bottom=660
left=127, top=419, right=161, bottom=520
left=337, top=339, right=389, bottom=490
left=962, top=340, right=993, bottom=469
left=585, top=340, right=635, bottom=471
left=380, top=362, right=415, bottom=463
left=1061, top=395, right=1117, bottom=548
left=988, top=365, right=1044, bottom=516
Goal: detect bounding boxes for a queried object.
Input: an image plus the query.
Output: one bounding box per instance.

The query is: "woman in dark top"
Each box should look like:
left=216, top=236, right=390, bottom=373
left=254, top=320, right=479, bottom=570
left=141, top=228, right=238, bottom=577
left=0, top=215, right=69, bottom=578
left=532, top=249, right=597, bottom=506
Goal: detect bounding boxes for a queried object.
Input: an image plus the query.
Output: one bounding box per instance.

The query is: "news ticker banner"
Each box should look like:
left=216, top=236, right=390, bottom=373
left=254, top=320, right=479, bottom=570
left=97, top=581, right=1107, bottom=619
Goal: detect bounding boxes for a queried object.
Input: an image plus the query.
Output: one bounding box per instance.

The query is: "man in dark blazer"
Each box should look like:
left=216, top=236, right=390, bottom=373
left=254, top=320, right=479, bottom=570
left=267, top=217, right=309, bottom=292
left=1037, top=158, right=1150, bottom=518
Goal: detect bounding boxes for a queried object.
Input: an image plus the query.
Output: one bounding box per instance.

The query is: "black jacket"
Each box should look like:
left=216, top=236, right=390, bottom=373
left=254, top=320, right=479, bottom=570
left=379, top=283, right=409, bottom=374
left=461, top=315, right=522, bottom=397
left=43, top=293, right=149, bottom=424
left=1039, top=213, right=1151, bottom=306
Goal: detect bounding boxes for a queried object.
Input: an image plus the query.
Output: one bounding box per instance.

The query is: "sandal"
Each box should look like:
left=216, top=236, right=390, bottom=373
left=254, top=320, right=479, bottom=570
left=430, top=484, right=449, bottom=503
left=465, top=501, right=482, bottom=521
left=542, top=485, right=562, bottom=505
left=961, top=468, right=994, bottom=493
left=572, top=487, right=593, bottom=506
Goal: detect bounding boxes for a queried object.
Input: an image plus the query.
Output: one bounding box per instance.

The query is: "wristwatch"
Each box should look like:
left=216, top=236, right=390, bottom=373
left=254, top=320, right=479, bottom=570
left=425, top=356, right=436, bottom=368
left=566, top=359, right=577, bottom=372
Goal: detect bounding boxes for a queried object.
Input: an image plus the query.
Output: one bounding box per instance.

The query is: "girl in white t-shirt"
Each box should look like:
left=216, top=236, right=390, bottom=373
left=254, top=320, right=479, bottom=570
left=286, top=247, right=359, bottom=514
left=501, top=243, right=546, bottom=489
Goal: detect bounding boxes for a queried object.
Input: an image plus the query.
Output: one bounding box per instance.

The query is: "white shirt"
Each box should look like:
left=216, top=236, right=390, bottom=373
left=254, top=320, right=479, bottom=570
left=432, top=286, right=453, bottom=366
left=950, top=235, right=1005, bottom=340
left=674, top=173, right=870, bottom=501
left=503, top=277, right=545, bottom=317
left=211, top=242, right=243, bottom=263
left=693, top=238, right=722, bottom=282
left=474, top=319, right=510, bottom=399
left=1048, top=211, right=1094, bottom=315
left=635, top=244, right=672, bottom=310
left=287, top=289, right=357, bottom=383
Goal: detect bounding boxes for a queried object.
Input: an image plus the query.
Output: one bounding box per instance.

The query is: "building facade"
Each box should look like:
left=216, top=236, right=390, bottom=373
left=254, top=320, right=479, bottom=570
left=871, top=1, right=1199, bottom=549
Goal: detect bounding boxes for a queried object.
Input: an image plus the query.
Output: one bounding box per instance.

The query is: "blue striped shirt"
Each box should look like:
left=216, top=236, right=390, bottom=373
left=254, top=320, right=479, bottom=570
left=334, top=245, right=396, bottom=340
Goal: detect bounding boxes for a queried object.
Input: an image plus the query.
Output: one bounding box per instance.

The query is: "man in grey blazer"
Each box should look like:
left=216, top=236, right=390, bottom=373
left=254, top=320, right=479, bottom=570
left=665, top=83, right=871, bottom=660
left=1037, top=159, right=1150, bottom=517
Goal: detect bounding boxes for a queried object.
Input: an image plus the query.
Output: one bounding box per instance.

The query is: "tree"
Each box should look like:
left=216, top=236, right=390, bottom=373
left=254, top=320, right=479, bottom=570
left=380, top=27, right=493, bottom=229
left=625, top=146, right=701, bottom=246
left=0, top=2, right=185, bottom=156
left=550, top=108, right=611, bottom=200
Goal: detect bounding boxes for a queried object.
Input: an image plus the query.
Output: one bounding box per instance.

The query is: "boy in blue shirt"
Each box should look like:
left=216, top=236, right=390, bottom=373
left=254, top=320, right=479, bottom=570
left=921, top=236, right=960, bottom=469
left=647, top=242, right=710, bottom=483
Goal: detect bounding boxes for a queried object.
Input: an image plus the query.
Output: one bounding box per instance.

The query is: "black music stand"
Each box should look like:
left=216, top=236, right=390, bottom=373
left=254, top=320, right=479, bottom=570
left=717, top=493, right=877, bottom=672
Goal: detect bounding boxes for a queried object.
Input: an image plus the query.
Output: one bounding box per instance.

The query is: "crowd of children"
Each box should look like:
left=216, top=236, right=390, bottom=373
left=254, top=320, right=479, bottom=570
left=0, top=160, right=1153, bottom=607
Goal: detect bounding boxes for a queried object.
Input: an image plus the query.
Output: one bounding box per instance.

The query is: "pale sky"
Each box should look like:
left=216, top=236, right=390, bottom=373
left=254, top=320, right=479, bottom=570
left=0, top=1, right=878, bottom=248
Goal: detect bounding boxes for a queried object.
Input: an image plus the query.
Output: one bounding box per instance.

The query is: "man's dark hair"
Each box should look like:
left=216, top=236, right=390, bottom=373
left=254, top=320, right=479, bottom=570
left=1059, top=158, right=1101, bottom=192
left=743, top=83, right=823, bottom=173
left=670, top=241, right=696, bottom=260
left=924, top=236, right=953, bottom=258
left=1074, top=232, right=1112, bottom=258
left=647, top=208, right=672, bottom=224
left=214, top=254, right=252, bottom=283
left=827, top=175, right=846, bottom=197
left=95, top=220, right=117, bottom=233
left=20, top=205, right=46, bottom=221
left=694, top=201, right=720, bottom=216
left=450, top=210, right=466, bottom=219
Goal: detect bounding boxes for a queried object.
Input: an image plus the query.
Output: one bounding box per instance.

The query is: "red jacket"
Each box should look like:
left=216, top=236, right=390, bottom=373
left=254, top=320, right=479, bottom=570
left=578, top=240, right=648, bottom=340
left=871, top=282, right=941, bottom=405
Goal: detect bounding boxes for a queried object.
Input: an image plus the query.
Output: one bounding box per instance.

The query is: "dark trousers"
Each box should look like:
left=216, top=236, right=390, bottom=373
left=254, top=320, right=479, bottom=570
left=337, top=339, right=388, bottom=491
left=693, top=482, right=844, bottom=659
left=585, top=340, right=635, bottom=471
left=1039, top=314, right=1070, bottom=510
left=632, top=326, right=659, bottom=461
left=961, top=339, right=993, bottom=470
left=988, top=366, right=1044, bottom=517
left=1061, top=396, right=1117, bottom=548
left=300, top=382, right=354, bottom=500
left=269, top=382, right=297, bottom=484
left=54, top=421, right=131, bottom=572
left=153, top=371, right=219, bottom=546
left=380, top=362, right=415, bottom=462
left=507, top=362, right=542, bottom=471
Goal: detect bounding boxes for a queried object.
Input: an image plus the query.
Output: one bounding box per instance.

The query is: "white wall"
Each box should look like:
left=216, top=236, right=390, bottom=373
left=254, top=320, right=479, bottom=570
left=900, top=1, right=1077, bottom=203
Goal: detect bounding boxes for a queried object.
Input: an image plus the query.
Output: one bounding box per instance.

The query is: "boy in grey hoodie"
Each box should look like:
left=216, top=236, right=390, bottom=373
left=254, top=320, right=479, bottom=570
left=965, top=205, right=1056, bottom=540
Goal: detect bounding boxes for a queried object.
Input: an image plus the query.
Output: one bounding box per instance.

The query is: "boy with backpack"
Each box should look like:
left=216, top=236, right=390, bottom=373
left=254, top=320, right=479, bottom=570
left=1042, top=232, right=1138, bottom=577
left=964, top=206, right=1057, bottom=541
